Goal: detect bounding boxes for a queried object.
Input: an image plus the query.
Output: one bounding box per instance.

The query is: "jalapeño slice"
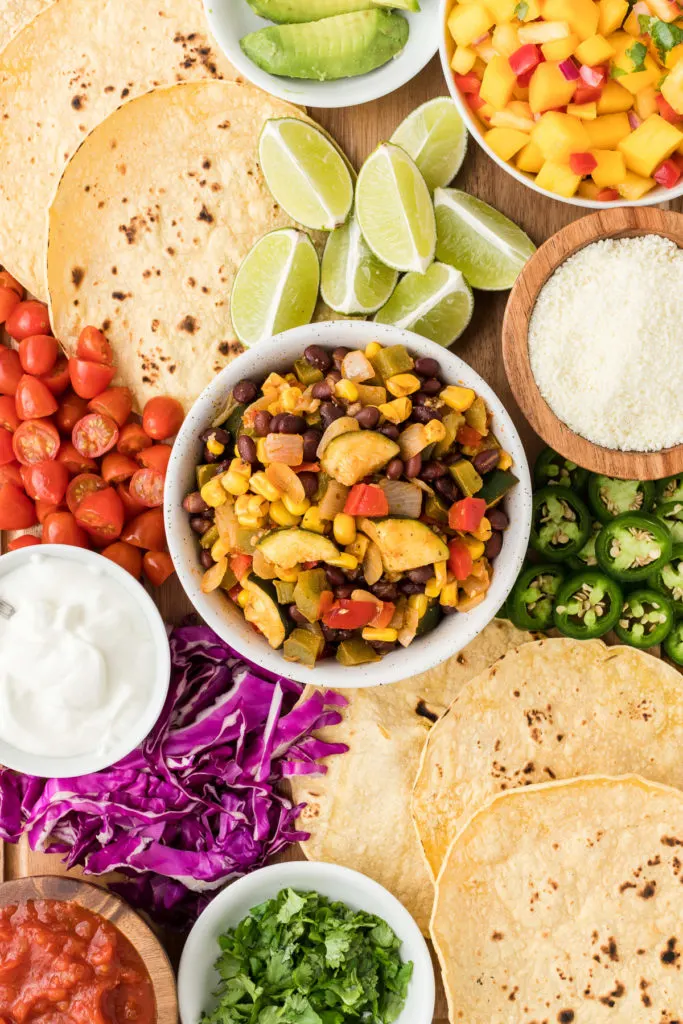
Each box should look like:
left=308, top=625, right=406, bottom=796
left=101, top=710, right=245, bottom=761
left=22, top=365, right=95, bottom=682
left=614, top=589, right=674, bottom=649
left=553, top=571, right=623, bottom=640
left=509, top=563, right=565, bottom=631
left=567, top=521, right=601, bottom=572
left=664, top=619, right=683, bottom=666
left=533, top=447, right=589, bottom=492
left=648, top=543, right=683, bottom=618
left=595, top=512, right=673, bottom=583
left=653, top=499, right=683, bottom=546
left=656, top=474, right=683, bottom=504
left=587, top=474, right=655, bottom=524
left=530, top=487, right=592, bottom=562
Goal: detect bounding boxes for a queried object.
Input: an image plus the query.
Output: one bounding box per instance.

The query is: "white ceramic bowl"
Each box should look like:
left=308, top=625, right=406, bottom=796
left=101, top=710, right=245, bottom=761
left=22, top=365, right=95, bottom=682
left=203, top=0, right=439, bottom=108
left=166, top=321, right=531, bottom=687
left=439, top=0, right=683, bottom=209
left=178, top=860, right=435, bottom=1024
left=0, top=544, right=171, bottom=778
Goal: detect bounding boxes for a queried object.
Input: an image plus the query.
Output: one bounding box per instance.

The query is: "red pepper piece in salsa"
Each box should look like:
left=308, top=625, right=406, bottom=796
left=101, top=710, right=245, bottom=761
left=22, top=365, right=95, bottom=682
left=449, top=496, right=487, bottom=533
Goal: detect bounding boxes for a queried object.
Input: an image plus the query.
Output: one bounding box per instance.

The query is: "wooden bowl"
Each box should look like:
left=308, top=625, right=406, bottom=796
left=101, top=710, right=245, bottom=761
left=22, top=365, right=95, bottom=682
left=0, top=875, right=178, bottom=1023
left=502, top=207, right=683, bottom=481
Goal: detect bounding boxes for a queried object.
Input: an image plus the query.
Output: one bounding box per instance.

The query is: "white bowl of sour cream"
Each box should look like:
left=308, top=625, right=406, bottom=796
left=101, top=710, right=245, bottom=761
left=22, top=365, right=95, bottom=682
left=0, top=545, right=171, bottom=778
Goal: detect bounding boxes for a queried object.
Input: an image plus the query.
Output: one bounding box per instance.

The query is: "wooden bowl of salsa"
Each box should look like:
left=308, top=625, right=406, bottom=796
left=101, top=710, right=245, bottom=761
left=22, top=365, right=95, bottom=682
left=0, top=875, right=177, bottom=1024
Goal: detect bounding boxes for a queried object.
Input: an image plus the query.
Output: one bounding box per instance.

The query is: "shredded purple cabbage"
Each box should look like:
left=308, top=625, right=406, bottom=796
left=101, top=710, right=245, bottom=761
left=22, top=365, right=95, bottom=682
left=0, top=625, right=347, bottom=924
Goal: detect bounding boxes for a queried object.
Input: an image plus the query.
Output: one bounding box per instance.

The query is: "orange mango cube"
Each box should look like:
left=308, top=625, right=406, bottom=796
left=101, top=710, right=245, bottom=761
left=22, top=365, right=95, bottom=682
left=585, top=113, right=632, bottom=148
left=596, top=80, right=634, bottom=114
left=528, top=61, right=578, bottom=113
left=618, top=171, right=657, bottom=199
left=644, top=0, right=680, bottom=20
left=535, top=160, right=582, bottom=196
left=662, top=60, right=683, bottom=115
left=541, top=34, right=579, bottom=61
left=485, top=127, right=531, bottom=160
left=480, top=55, right=518, bottom=109
left=578, top=179, right=603, bottom=200
left=451, top=45, right=477, bottom=74
left=448, top=4, right=496, bottom=47
left=532, top=111, right=591, bottom=162
left=574, top=34, right=615, bottom=66
left=486, top=0, right=518, bottom=20
left=542, top=0, right=599, bottom=40
left=634, top=85, right=658, bottom=120
left=618, top=113, right=683, bottom=177
left=491, top=22, right=520, bottom=56
left=516, top=140, right=545, bottom=173
left=567, top=101, right=598, bottom=119
left=598, top=0, right=629, bottom=36
left=590, top=149, right=627, bottom=186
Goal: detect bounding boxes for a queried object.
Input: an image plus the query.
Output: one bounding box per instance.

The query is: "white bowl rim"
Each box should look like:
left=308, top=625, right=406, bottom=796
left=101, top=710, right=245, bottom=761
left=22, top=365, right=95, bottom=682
left=0, top=543, right=171, bottom=778
left=165, top=320, right=532, bottom=688
left=438, top=0, right=683, bottom=209
left=178, top=860, right=435, bottom=1024
left=202, top=0, right=439, bottom=109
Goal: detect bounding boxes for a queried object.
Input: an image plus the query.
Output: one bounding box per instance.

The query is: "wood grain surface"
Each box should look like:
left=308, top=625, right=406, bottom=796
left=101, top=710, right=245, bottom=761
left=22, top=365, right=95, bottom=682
left=2, top=53, right=683, bottom=1024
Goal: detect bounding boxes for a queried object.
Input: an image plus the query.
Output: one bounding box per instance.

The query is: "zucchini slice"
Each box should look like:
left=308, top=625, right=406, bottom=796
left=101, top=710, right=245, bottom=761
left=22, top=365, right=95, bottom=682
left=257, top=528, right=340, bottom=569
left=360, top=517, right=449, bottom=572
left=243, top=575, right=291, bottom=649
left=320, top=430, right=399, bottom=486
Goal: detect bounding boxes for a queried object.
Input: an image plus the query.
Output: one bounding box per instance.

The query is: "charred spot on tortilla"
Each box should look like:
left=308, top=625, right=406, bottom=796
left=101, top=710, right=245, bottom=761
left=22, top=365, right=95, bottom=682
left=101, top=320, right=111, bottom=332
left=198, top=204, right=213, bottom=223
left=661, top=937, right=680, bottom=965
left=558, top=1012, right=574, bottom=1023
left=179, top=315, right=197, bottom=333
left=202, top=158, right=211, bottom=169
left=71, top=94, right=85, bottom=110
left=111, top=291, right=130, bottom=300
left=71, top=266, right=84, bottom=288
left=415, top=700, right=438, bottom=724
left=662, top=836, right=683, bottom=846
left=638, top=881, right=656, bottom=898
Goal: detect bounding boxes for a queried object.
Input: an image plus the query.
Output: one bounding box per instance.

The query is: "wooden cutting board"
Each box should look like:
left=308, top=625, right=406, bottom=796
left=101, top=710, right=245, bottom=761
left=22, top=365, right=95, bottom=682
left=2, top=52, right=682, bottom=1024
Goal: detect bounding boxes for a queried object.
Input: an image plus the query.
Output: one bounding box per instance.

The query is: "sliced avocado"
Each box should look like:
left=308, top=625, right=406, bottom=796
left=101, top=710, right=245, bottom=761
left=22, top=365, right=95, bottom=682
left=321, top=430, right=399, bottom=486
left=240, top=10, right=409, bottom=82
left=257, top=528, right=340, bottom=569
left=246, top=0, right=418, bottom=22
left=360, top=518, right=449, bottom=572
left=243, top=576, right=291, bottom=649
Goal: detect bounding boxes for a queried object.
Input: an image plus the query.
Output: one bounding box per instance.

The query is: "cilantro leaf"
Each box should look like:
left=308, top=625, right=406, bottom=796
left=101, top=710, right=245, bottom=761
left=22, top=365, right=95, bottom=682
left=626, top=41, right=648, bottom=72
left=515, top=1, right=529, bottom=19
left=638, top=15, right=683, bottom=59
left=611, top=65, right=627, bottom=79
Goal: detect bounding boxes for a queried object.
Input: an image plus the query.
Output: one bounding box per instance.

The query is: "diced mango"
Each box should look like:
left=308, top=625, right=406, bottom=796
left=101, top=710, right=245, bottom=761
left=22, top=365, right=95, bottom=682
left=451, top=45, right=477, bottom=74
left=567, top=101, right=598, bottom=119
left=490, top=107, right=535, bottom=130
left=618, top=113, right=683, bottom=176
left=475, top=38, right=497, bottom=62
left=664, top=43, right=683, bottom=70
left=518, top=20, right=571, bottom=45
left=516, top=140, right=545, bottom=172
left=480, top=55, right=518, bottom=109
left=532, top=111, right=591, bottom=162
left=541, top=34, right=579, bottom=61
left=623, top=9, right=643, bottom=35
left=598, top=0, right=629, bottom=36
left=617, top=171, right=657, bottom=199
left=590, top=149, right=627, bottom=186
left=574, top=34, right=615, bottom=66
left=596, top=80, right=634, bottom=114
left=635, top=85, right=658, bottom=119
left=491, top=21, right=520, bottom=56
left=662, top=60, right=683, bottom=115
left=578, top=179, right=602, bottom=200
left=644, top=0, right=680, bottom=21
left=517, top=0, right=542, bottom=19
left=535, top=160, right=582, bottom=196
left=528, top=61, right=578, bottom=113
left=485, top=126, right=531, bottom=160
left=585, top=112, right=631, bottom=147
left=486, top=0, right=517, bottom=20
left=542, top=0, right=599, bottom=40
left=448, top=3, right=496, bottom=47
left=610, top=37, right=660, bottom=94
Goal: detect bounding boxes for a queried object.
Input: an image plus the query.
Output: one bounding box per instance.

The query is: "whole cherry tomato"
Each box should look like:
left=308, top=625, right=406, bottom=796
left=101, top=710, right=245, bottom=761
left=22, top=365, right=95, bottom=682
left=68, top=358, right=115, bottom=399
left=0, top=482, right=37, bottom=530
left=39, top=354, right=70, bottom=396
left=0, top=287, right=20, bottom=325
left=72, top=412, right=119, bottom=458
left=56, top=441, right=97, bottom=476
left=55, top=391, right=89, bottom=435
left=0, top=272, right=23, bottom=298
left=8, top=534, right=40, bottom=551
left=15, top=375, right=59, bottom=420
left=142, top=395, right=184, bottom=440
left=42, top=510, right=89, bottom=548
left=0, top=427, right=14, bottom=466
left=116, top=481, right=147, bottom=520
left=18, top=335, right=58, bottom=376
left=66, top=473, right=107, bottom=515
left=0, top=395, right=20, bottom=433
left=0, top=462, right=22, bottom=488
left=129, top=467, right=164, bottom=508
left=101, top=541, right=143, bottom=579
left=143, top=550, right=175, bottom=586
left=137, top=444, right=172, bottom=475
left=88, top=386, right=133, bottom=427
left=21, top=460, right=69, bottom=504
left=121, top=508, right=165, bottom=550
left=5, top=300, right=51, bottom=341
left=35, top=500, right=61, bottom=525
left=76, top=326, right=113, bottom=365
left=0, top=348, right=22, bottom=396
left=12, top=418, right=60, bottom=465
left=101, top=452, right=138, bottom=484
left=75, top=486, right=124, bottom=541
left=117, top=422, right=152, bottom=456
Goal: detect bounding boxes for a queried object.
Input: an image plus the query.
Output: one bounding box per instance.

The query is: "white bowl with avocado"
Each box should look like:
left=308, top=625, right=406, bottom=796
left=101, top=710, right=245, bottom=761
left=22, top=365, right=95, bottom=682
left=203, top=0, right=440, bottom=108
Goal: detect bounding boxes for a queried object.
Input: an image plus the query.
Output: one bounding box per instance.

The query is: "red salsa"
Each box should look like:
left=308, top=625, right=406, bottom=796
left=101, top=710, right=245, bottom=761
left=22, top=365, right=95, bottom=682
left=0, top=899, right=156, bottom=1024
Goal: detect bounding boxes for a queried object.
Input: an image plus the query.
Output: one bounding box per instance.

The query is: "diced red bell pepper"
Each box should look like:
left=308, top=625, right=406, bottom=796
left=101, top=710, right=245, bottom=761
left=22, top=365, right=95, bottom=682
left=579, top=64, right=607, bottom=88
left=448, top=496, right=487, bottom=533
left=654, top=157, right=683, bottom=189
left=369, top=601, right=395, bottom=629
left=454, top=72, right=481, bottom=95
left=509, top=44, right=543, bottom=78
left=596, top=188, right=620, bottom=201
left=467, top=93, right=487, bottom=113
left=318, top=590, right=335, bottom=620
left=448, top=538, right=473, bottom=582
left=323, top=599, right=377, bottom=630
left=301, top=560, right=319, bottom=570
left=656, top=92, right=683, bottom=125
left=574, top=84, right=602, bottom=105
left=293, top=462, right=320, bottom=473
left=456, top=425, right=483, bottom=447
left=230, top=553, right=253, bottom=581
left=344, top=483, right=388, bottom=517
left=228, top=583, right=242, bottom=603
left=569, top=152, right=598, bottom=175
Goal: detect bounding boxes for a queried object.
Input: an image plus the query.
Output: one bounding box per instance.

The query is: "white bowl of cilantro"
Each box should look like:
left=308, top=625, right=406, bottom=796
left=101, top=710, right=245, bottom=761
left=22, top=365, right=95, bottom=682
left=178, top=861, right=435, bottom=1024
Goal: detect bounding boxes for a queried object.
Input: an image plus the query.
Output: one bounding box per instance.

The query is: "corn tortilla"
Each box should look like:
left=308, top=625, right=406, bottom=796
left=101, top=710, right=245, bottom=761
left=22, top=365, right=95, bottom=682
left=0, top=0, right=52, bottom=48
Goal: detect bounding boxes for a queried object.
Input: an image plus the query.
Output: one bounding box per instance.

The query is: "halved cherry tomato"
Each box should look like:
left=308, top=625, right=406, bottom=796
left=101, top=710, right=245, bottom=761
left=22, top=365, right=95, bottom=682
left=21, top=461, right=69, bottom=504
left=8, top=534, right=40, bottom=551
left=0, top=426, right=14, bottom=465
left=68, top=358, right=115, bottom=399
left=101, top=452, right=138, bottom=484
left=448, top=496, right=487, bottom=533
left=0, top=396, right=20, bottom=433
left=35, top=500, right=61, bottom=525
left=344, top=483, right=388, bottom=517
left=0, top=287, right=20, bottom=325
left=40, top=354, right=70, bottom=396
left=0, top=482, right=37, bottom=530
left=129, top=467, right=164, bottom=508
left=15, top=375, right=58, bottom=420
left=117, top=422, right=153, bottom=456
left=5, top=300, right=51, bottom=341
left=76, top=326, right=113, bottom=365
left=143, top=550, right=175, bottom=586
left=137, top=444, right=171, bottom=474
left=116, top=481, right=148, bottom=519
left=0, top=272, right=23, bottom=298
left=12, top=418, right=60, bottom=465
left=55, top=391, right=89, bottom=435
left=0, top=461, right=22, bottom=488
left=142, top=395, right=184, bottom=441
left=448, top=537, right=474, bottom=581
left=323, top=599, right=377, bottom=630
left=0, top=348, right=22, bottom=396
left=121, top=508, right=165, bottom=550
left=75, top=486, right=124, bottom=541
left=42, top=510, right=89, bottom=548
left=101, top=541, right=143, bottom=579
left=18, top=335, right=58, bottom=376
left=88, top=386, right=132, bottom=427
left=66, top=473, right=107, bottom=514
left=57, top=441, right=97, bottom=475
left=72, top=412, right=119, bottom=458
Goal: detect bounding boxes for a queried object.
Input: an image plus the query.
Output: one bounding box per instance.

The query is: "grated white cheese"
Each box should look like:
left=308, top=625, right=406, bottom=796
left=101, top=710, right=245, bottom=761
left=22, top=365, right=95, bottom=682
left=528, top=235, right=683, bottom=453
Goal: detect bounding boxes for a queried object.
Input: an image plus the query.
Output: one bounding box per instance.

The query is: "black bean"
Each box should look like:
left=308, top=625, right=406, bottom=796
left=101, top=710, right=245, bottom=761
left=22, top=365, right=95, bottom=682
left=414, top=356, right=440, bottom=378
left=412, top=391, right=429, bottom=406
left=311, top=380, right=332, bottom=400
left=203, top=446, right=220, bottom=463
left=488, top=507, right=509, bottom=531
left=335, top=584, right=356, bottom=600
left=302, top=430, right=321, bottom=462
left=299, top=472, right=318, bottom=499
left=371, top=580, right=398, bottom=601
left=379, top=423, right=400, bottom=441
left=473, top=448, right=500, bottom=475
left=404, top=454, right=422, bottom=479
left=421, top=377, right=442, bottom=396
left=485, top=531, right=503, bottom=560
left=323, top=626, right=355, bottom=643
left=412, top=405, right=442, bottom=424
left=253, top=410, right=272, bottom=437
left=386, top=458, right=404, bottom=480
left=325, top=565, right=346, bottom=587
left=407, top=565, right=433, bottom=584
left=213, top=460, right=230, bottom=474
left=333, top=346, right=350, bottom=368
left=233, top=380, right=257, bottom=404
left=190, top=515, right=212, bottom=535
left=441, top=604, right=458, bottom=616
left=327, top=369, right=342, bottom=385
left=237, top=435, right=257, bottom=463
left=444, top=451, right=463, bottom=466
left=304, top=344, right=332, bottom=372
left=420, top=461, right=447, bottom=482
left=289, top=605, right=308, bottom=625
left=435, top=476, right=460, bottom=503
left=270, top=413, right=284, bottom=433
left=199, top=427, right=214, bottom=442
left=400, top=579, right=425, bottom=595
left=200, top=550, right=214, bottom=569
left=183, top=491, right=209, bottom=514
left=369, top=641, right=396, bottom=654
left=320, top=402, right=344, bottom=428
left=355, top=406, right=380, bottom=429
left=278, top=414, right=306, bottom=434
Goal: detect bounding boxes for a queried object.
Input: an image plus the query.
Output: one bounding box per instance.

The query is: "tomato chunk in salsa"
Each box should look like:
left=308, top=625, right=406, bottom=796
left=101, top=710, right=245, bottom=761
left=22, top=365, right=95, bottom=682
left=0, top=900, right=155, bottom=1024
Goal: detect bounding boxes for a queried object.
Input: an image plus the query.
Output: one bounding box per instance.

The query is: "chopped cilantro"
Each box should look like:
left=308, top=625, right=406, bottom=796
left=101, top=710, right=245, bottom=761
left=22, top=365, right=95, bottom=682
left=626, top=41, right=648, bottom=72
left=611, top=65, right=627, bottom=79
left=515, top=1, right=529, bottom=19
left=638, top=15, right=683, bottom=60
left=201, top=888, right=414, bottom=1024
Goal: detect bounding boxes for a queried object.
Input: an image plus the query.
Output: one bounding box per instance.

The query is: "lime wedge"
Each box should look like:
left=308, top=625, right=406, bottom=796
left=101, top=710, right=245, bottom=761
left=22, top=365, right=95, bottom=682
left=391, top=97, right=468, bottom=192
left=231, top=229, right=320, bottom=347
left=434, top=188, right=536, bottom=291
left=321, top=214, right=398, bottom=315
left=374, top=262, right=473, bottom=346
left=259, top=118, right=354, bottom=231
left=356, top=142, right=436, bottom=274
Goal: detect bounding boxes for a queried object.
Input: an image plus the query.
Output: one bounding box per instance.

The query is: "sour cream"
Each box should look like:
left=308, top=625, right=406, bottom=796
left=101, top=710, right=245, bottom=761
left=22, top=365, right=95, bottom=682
left=0, top=554, right=157, bottom=760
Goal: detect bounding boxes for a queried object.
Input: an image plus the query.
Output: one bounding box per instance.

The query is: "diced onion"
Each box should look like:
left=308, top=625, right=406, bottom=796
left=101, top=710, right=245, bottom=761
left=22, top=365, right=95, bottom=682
left=316, top=416, right=359, bottom=458
left=628, top=110, right=642, bottom=130
left=252, top=548, right=278, bottom=580
left=319, top=479, right=349, bottom=520
left=398, top=422, right=429, bottom=459
left=201, top=557, right=228, bottom=593
left=341, top=350, right=375, bottom=382
left=379, top=479, right=423, bottom=518
left=363, top=541, right=384, bottom=586
left=558, top=58, right=579, bottom=81
left=398, top=606, right=420, bottom=647
left=263, top=432, right=304, bottom=466
left=215, top=501, right=238, bottom=547
left=266, top=462, right=305, bottom=503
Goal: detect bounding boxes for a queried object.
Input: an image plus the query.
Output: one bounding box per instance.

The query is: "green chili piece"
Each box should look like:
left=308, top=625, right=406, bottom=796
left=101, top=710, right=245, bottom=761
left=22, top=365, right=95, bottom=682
left=653, top=499, right=683, bottom=545
left=509, top=563, right=566, bottom=631
left=614, top=589, right=674, bottom=649
left=530, top=487, right=592, bottom=561
left=656, top=474, right=683, bottom=503
left=553, top=571, right=623, bottom=640
left=648, top=544, right=683, bottom=618
left=533, top=447, right=589, bottom=492
left=595, top=512, right=672, bottom=583
left=283, top=628, right=325, bottom=666
left=336, top=638, right=381, bottom=665
left=587, top=474, right=655, bottom=524
left=294, top=357, right=323, bottom=387
left=664, top=619, right=683, bottom=666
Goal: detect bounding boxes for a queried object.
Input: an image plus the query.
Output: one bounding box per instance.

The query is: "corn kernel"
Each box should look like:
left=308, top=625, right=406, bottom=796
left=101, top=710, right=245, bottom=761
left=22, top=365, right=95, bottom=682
left=365, top=341, right=382, bottom=358
left=276, top=566, right=299, bottom=582
left=237, top=514, right=264, bottom=529
left=440, top=582, right=459, bottom=607
left=211, top=537, right=231, bottom=561
left=301, top=505, right=326, bottom=534
left=221, top=471, right=249, bottom=496
left=200, top=476, right=228, bottom=507
left=408, top=593, right=429, bottom=618
left=250, top=471, right=281, bottom=502
left=346, top=533, right=370, bottom=560
left=326, top=553, right=359, bottom=570
left=333, top=513, right=357, bottom=547
left=379, top=398, right=412, bottom=424
left=234, top=494, right=251, bottom=517
left=424, top=419, right=447, bottom=444
left=362, top=627, right=399, bottom=643
left=282, top=495, right=311, bottom=517
left=473, top=516, right=492, bottom=542
left=425, top=560, right=448, bottom=598
left=434, top=561, right=448, bottom=587
left=248, top=494, right=268, bottom=517
left=256, top=438, right=270, bottom=464
left=230, top=457, right=251, bottom=478
left=462, top=536, right=486, bottom=560
left=270, top=500, right=300, bottom=527
left=441, top=385, right=475, bottom=412
left=206, top=436, right=225, bottom=456
left=335, top=379, right=359, bottom=403
left=281, top=385, right=303, bottom=411
left=498, top=450, right=513, bottom=470
left=386, top=373, right=421, bottom=398
left=236, top=589, right=250, bottom=609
